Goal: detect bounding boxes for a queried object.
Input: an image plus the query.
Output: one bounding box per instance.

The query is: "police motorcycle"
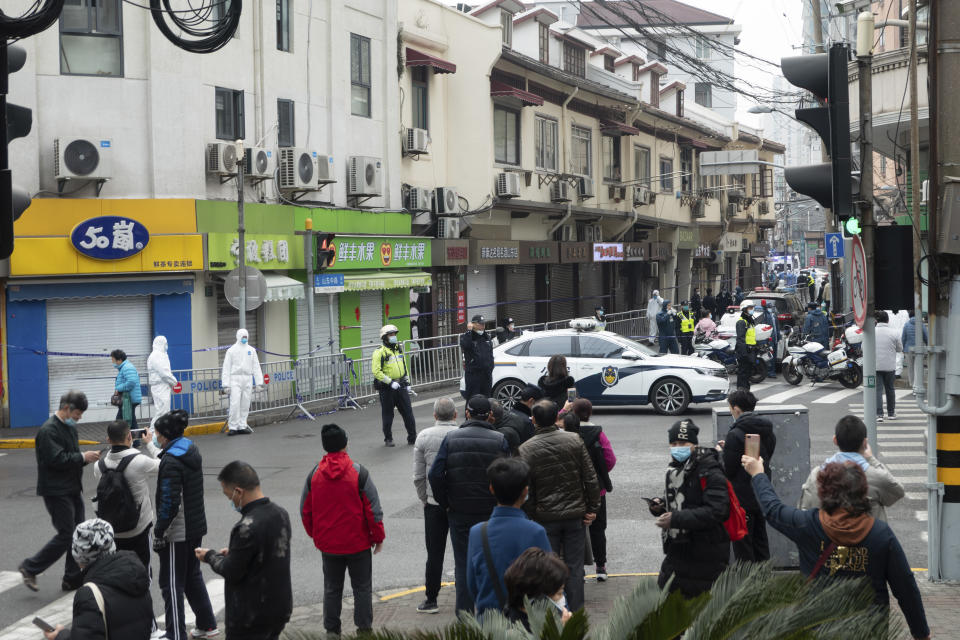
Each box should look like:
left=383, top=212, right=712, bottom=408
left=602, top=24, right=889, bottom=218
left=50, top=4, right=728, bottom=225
left=694, top=322, right=772, bottom=385
left=781, top=326, right=862, bottom=388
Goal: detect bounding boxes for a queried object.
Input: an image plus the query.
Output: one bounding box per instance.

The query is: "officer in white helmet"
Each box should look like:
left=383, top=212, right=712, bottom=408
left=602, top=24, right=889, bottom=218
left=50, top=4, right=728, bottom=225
left=372, top=324, right=416, bottom=446
left=735, top=300, right=758, bottom=391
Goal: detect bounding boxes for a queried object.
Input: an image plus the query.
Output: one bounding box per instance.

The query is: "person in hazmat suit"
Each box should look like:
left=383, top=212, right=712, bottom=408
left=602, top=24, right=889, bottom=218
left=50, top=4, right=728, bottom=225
left=221, top=329, right=263, bottom=435
left=147, top=335, right=178, bottom=430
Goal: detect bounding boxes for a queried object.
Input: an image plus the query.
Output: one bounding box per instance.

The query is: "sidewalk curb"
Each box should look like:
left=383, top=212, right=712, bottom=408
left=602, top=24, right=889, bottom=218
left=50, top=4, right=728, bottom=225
left=0, top=421, right=226, bottom=449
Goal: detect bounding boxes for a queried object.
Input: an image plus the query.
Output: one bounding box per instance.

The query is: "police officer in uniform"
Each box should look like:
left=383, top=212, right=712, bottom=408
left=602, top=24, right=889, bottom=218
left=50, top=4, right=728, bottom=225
left=593, top=306, right=607, bottom=331
left=497, top=317, right=522, bottom=344
left=460, top=315, right=494, bottom=400
left=678, top=303, right=696, bottom=355
left=372, top=324, right=417, bottom=447
left=735, top=300, right=758, bottom=390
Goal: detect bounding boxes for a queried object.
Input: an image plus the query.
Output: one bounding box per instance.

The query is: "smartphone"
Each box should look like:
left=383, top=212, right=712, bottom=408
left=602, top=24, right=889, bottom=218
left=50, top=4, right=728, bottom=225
left=33, top=617, right=56, bottom=633
left=745, top=433, right=761, bottom=459
left=566, top=387, right=578, bottom=403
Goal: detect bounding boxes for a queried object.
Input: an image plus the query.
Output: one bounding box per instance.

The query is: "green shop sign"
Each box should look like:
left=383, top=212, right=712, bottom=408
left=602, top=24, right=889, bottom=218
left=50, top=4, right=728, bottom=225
left=206, top=232, right=304, bottom=270
left=329, top=236, right=431, bottom=270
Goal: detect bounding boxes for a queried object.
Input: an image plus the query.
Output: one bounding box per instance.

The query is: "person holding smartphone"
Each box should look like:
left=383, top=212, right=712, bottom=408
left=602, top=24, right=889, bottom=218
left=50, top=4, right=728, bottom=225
left=717, top=390, right=776, bottom=562
left=537, top=355, right=575, bottom=408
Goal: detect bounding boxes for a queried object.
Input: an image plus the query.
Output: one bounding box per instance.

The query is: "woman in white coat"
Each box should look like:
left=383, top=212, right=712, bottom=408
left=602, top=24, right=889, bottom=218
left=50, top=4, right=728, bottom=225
left=147, top=336, right=178, bottom=429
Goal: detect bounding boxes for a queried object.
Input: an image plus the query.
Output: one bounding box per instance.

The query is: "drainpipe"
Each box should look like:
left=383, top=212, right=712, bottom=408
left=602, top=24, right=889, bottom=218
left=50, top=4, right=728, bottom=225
left=612, top=209, right=637, bottom=240
left=561, top=87, right=579, bottom=173
left=549, top=203, right=573, bottom=236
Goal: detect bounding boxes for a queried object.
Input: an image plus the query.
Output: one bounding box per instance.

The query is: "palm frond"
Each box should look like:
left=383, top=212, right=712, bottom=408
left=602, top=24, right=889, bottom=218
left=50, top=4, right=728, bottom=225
left=589, top=575, right=666, bottom=640
left=628, top=589, right=709, bottom=640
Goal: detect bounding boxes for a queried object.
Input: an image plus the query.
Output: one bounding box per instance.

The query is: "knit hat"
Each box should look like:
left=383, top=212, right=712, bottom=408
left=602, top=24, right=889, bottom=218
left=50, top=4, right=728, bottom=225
left=668, top=419, right=699, bottom=445
left=155, top=409, right=188, bottom=440
left=321, top=424, right=348, bottom=453
left=72, top=519, right=116, bottom=567
left=466, top=395, right=491, bottom=418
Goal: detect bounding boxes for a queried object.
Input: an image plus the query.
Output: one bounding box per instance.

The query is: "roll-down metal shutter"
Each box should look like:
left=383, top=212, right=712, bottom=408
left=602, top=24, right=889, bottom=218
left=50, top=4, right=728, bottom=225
left=467, top=266, right=497, bottom=321
left=505, top=265, right=537, bottom=326
left=297, top=293, right=340, bottom=356
left=358, top=290, right=384, bottom=352
left=578, top=263, right=604, bottom=316
left=550, top=264, right=576, bottom=322
left=217, top=288, right=260, bottom=367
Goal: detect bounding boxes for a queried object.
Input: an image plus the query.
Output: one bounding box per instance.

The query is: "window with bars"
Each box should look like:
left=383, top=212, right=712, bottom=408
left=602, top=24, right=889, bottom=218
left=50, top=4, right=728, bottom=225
left=59, top=0, right=123, bottom=77
left=215, top=87, right=245, bottom=141
left=350, top=33, right=372, bottom=118
left=539, top=22, right=549, bottom=63
left=680, top=147, right=693, bottom=193
left=563, top=43, right=586, bottom=77
left=535, top=116, right=558, bottom=171
left=277, top=99, right=295, bottom=147
left=634, top=145, right=650, bottom=185
left=695, top=82, right=712, bottom=108
left=411, top=67, right=429, bottom=130
left=277, top=0, right=291, bottom=51
left=571, top=126, right=592, bottom=177
left=494, top=106, right=520, bottom=165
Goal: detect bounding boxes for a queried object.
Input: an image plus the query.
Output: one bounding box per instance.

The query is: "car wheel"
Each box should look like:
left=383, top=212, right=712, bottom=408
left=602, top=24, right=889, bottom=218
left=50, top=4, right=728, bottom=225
left=492, top=379, right=526, bottom=409
left=650, top=378, right=691, bottom=416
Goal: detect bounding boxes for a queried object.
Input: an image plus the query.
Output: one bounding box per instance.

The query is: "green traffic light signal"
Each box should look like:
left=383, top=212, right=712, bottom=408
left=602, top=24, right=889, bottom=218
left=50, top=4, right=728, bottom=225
left=845, top=217, right=862, bottom=235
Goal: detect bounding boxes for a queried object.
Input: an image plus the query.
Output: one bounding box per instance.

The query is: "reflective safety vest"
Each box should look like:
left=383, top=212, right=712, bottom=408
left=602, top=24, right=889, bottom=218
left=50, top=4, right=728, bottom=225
left=738, top=317, right=757, bottom=345
left=680, top=312, right=695, bottom=334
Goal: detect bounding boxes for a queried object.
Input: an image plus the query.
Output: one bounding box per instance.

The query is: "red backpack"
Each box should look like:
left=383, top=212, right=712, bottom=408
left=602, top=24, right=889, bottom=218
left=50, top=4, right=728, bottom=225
left=701, top=476, right=748, bottom=541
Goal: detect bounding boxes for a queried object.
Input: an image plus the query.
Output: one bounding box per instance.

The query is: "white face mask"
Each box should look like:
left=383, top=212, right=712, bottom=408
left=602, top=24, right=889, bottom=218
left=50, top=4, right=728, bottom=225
left=553, top=594, right=567, bottom=613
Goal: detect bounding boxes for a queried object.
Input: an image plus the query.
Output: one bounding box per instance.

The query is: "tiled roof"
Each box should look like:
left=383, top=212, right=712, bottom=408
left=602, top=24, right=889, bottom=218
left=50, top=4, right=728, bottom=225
left=576, top=0, right=732, bottom=28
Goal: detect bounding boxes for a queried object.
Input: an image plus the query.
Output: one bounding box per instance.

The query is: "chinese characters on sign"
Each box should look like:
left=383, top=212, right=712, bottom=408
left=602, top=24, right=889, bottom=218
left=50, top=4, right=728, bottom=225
left=330, top=236, right=432, bottom=269
left=479, top=246, right=519, bottom=260
left=230, top=238, right=290, bottom=265
left=70, top=216, right=150, bottom=260
left=457, top=290, right=466, bottom=325
left=152, top=260, right=194, bottom=268
left=592, top=243, right=624, bottom=262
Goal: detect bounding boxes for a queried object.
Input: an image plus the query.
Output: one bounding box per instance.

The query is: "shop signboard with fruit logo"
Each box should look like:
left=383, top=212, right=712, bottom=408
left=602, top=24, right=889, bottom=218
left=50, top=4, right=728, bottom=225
left=326, top=236, right=431, bottom=269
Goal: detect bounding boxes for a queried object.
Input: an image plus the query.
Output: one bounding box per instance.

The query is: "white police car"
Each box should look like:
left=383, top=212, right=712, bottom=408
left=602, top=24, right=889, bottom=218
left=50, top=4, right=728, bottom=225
left=461, top=319, right=729, bottom=415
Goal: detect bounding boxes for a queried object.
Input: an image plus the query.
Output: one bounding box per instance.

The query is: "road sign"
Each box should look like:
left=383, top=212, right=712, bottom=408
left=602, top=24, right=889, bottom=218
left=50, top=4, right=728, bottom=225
left=825, top=232, right=844, bottom=259
left=314, top=272, right=345, bottom=294
left=263, top=373, right=270, bottom=385
left=224, top=266, right=267, bottom=311
left=851, top=235, right=867, bottom=328
left=172, top=382, right=182, bottom=394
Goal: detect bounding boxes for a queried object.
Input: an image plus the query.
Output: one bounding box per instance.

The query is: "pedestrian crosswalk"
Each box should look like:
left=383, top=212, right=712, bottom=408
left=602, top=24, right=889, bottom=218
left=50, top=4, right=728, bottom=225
left=0, top=570, right=224, bottom=638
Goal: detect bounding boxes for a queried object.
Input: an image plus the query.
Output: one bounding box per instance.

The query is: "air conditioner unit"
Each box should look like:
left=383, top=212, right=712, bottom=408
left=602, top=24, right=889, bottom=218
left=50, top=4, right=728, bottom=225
left=316, top=154, right=335, bottom=184
left=692, top=200, right=705, bottom=218
left=55, top=137, right=114, bottom=181
left=435, top=187, right=459, bottom=214
left=243, top=147, right=275, bottom=179
left=578, top=176, right=595, bottom=199
left=648, top=262, right=660, bottom=277
left=633, top=186, right=650, bottom=206
left=648, top=190, right=658, bottom=204
left=560, top=224, right=575, bottom=241
left=278, top=148, right=320, bottom=191
left=205, top=141, right=238, bottom=176
left=495, top=172, right=522, bottom=198
left=348, top=155, right=383, bottom=197
left=551, top=181, right=571, bottom=203
left=437, top=217, right=461, bottom=239
left=403, top=127, right=429, bottom=155
left=758, top=200, right=769, bottom=215
left=406, top=187, right=432, bottom=213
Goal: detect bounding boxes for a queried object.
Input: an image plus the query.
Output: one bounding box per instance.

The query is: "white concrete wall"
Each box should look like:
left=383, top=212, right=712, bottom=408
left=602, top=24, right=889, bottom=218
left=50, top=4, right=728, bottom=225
left=190, top=276, right=219, bottom=371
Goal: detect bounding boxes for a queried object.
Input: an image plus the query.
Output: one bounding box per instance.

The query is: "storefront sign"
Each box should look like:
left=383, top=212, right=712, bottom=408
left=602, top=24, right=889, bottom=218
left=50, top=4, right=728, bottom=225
left=648, top=242, right=672, bottom=261
left=314, top=273, right=345, bottom=294
left=330, top=236, right=431, bottom=270
left=70, top=216, right=150, bottom=260
left=693, top=243, right=712, bottom=259
left=432, top=239, right=470, bottom=266
left=624, top=243, right=646, bottom=261
left=207, top=233, right=302, bottom=270
left=721, top=232, right=743, bottom=253
left=457, top=290, right=466, bottom=324
left=676, top=227, right=698, bottom=250
left=520, top=241, right=558, bottom=264
left=593, top=243, right=624, bottom=262
left=750, top=242, right=770, bottom=257
left=471, top=240, right=520, bottom=265
left=559, top=242, right=591, bottom=263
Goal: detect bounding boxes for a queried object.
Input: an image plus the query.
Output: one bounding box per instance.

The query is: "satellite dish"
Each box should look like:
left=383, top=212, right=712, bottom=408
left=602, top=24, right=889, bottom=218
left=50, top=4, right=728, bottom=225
left=224, top=266, right=267, bottom=311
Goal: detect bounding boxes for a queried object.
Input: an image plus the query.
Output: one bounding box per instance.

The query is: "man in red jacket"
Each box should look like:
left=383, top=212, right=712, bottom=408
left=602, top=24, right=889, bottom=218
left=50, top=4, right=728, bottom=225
left=301, top=424, right=385, bottom=636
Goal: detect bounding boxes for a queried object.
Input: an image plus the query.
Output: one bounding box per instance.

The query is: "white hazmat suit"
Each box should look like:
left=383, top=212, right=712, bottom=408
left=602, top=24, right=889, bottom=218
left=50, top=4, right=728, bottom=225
left=646, top=290, right=664, bottom=340
left=221, top=328, right=264, bottom=433
left=147, top=335, right=178, bottom=429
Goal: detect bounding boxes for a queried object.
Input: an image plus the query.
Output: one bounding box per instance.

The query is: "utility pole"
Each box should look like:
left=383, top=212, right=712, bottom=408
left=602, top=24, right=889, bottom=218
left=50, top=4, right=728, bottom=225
left=236, top=141, right=247, bottom=330
left=299, top=219, right=316, bottom=357
left=908, top=0, right=923, bottom=304
left=857, top=13, right=878, bottom=451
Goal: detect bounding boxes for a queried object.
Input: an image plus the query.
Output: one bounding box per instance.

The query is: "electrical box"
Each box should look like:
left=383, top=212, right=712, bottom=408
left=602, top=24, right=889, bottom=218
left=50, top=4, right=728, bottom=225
left=938, top=178, right=960, bottom=255
left=713, top=404, right=810, bottom=569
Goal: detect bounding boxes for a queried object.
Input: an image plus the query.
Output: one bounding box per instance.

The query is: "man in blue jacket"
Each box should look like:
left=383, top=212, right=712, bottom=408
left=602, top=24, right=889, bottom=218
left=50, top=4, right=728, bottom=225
left=656, top=300, right=679, bottom=354
left=466, top=458, right=550, bottom=615
left=901, top=311, right=928, bottom=390
left=801, top=302, right=831, bottom=348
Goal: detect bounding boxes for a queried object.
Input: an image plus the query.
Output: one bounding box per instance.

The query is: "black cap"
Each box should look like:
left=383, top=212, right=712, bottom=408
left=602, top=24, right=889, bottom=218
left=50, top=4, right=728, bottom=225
left=471, top=314, right=484, bottom=323
left=321, top=424, right=348, bottom=452
left=667, top=419, right=699, bottom=445
left=505, top=317, right=515, bottom=324
left=466, top=394, right=491, bottom=418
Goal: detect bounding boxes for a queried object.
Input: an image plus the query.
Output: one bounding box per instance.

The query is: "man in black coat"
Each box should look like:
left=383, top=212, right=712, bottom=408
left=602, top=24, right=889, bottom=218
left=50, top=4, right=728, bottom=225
left=490, top=399, right=532, bottom=451
left=20, top=391, right=100, bottom=592
left=428, top=396, right=510, bottom=614
left=718, top=390, right=776, bottom=562
left=702, top=288, right=717, bottom=317
left=690, top=288, right=702, bottom=316
left=648, top=420, right=730, bottom=599
left=460, top=315, right=494, bottom=400
left=197, top=461, right=293, bottom=640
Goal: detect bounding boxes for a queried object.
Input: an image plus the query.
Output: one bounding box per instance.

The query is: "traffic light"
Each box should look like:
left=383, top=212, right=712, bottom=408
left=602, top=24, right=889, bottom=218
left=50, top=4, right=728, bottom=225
left=315, top=233, right=336, bottom=270
left=1, top=42, right=33, bottom=260
left=781, top=43, right=854, bottom=230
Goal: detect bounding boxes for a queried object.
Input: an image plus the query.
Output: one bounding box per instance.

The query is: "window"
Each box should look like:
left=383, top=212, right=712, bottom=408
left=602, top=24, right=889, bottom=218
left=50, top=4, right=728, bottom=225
left=494, top=105, right=520, bottom=165
left=695, top=82, right=712, bottom=108
left=277, top=99, right=295, bottom=147
left=604, top=55, right=615, bottom=72
left=601, top=135, right=621, bottom=182
left=563, top=43, right=586, bottom=77
left=505, top=341, right=529, bottom=356
left=695, top=36, right=711, bottom=59
left=535, top=116, right=558, bottom=171
left=648, top=39, right=667, bottom=62
left=528, top=336, right=574, bottom=358
left=500, top=9, right=513, bottom=47
left=539, top=22, right=549, bottom=63
left=411, top=67, right=429, bottom=130
left=680, top=148, right=693, bottom=193
left=350, top=33, right=372, bottom=118
left=215, top=88, right=245, bottom=141
left=571, top=126, right=592, bottom=177
left=59, top=0, right=123, bottom=77
left=277, top=0, right=291, bottom=52
left=632, top=64, right=641, bottom=81
left=634, top=145, right=650, bottom=185
left=659, top=157, right=674, bottom=192
left=676, top=89, right=684, bottom=117
left=650, top=72, right=661, bottom=107
left=576, top=336, right=624, bottom=359
left=880, top=155, right=887, bottom=177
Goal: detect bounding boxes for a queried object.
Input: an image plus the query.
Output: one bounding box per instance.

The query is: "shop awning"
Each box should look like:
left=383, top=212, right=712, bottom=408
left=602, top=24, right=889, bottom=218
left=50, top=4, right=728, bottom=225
left=263, top=273, right=306, bottom=302
left=7, top=278, right=194, bottom=301
left=405, top=47, right=457, bottom=74
left=600, top=120, right=640, bottom=136
left=490, top=80, right=544, bottom=107
left=342, top=270, right=433, bottom=292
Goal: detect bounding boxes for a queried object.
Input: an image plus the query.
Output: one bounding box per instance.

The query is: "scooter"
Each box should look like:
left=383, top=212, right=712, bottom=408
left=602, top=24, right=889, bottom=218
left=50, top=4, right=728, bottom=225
left=781, top=327, right=862, bottom=388
left=694, top=324, right=772, bottom=385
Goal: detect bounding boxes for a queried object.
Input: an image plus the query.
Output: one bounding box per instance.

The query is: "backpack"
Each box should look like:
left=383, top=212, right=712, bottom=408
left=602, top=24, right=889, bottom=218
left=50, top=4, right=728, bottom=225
left=700, top=476, right=748, bottom=542
left=93, top=454, right=141, bottom=533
